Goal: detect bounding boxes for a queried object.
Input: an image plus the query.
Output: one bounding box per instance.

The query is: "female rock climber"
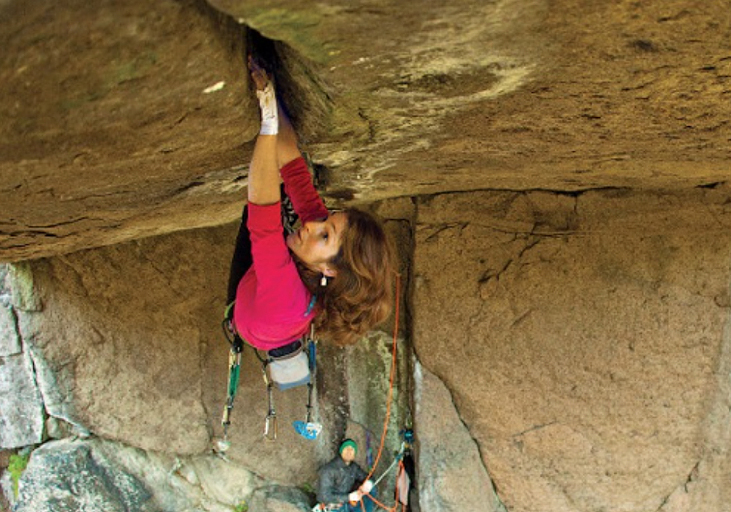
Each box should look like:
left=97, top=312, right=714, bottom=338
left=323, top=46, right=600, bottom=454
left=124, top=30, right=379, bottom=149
left=226, top=57, right=395, bottom=355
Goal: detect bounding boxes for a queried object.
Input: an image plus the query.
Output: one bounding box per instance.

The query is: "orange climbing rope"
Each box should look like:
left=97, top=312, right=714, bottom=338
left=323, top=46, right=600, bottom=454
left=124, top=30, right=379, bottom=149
left=358, top=273, right=409, bottom=512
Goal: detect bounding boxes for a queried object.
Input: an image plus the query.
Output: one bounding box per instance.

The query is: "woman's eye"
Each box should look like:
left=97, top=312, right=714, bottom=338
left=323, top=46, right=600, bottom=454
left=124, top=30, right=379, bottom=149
left=323, top=233, right=329, bottom=240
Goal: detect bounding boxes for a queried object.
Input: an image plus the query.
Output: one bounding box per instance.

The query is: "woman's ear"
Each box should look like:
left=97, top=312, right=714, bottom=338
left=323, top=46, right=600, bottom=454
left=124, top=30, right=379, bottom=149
left=321, top=264, right=338, bottom=278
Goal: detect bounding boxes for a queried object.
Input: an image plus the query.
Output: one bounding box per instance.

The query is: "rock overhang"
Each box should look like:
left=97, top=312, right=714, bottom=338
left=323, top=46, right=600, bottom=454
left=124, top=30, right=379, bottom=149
left=1, top=0, right=729, bottom=262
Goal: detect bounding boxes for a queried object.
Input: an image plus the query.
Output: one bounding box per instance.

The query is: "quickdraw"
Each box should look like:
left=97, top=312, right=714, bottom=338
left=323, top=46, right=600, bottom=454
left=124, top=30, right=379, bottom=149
left=263, top=368, right=277, bottom=441
left=218, top=303, right=243, bottom=452
left=293, top=331, right=323, bottom=440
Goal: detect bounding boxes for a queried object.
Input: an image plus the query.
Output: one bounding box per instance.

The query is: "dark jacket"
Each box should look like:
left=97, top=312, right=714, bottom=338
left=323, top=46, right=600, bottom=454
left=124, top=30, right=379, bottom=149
left=317, top=456, right=368, bottom=504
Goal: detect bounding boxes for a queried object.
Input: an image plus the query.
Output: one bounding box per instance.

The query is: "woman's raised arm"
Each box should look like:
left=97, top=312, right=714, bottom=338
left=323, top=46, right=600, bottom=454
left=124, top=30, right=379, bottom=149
left=247, top=59, right=281, bottom=206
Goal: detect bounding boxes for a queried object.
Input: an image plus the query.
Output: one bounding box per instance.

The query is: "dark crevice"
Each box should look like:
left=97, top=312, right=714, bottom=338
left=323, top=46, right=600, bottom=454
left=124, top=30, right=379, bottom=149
left=512, top=421, right=558, bottom=438
left=696, top=181, right=725, bottom=189
left=190, top=0, right=332, bottom=142
left=654, top=461, right=699, bottom=511
left=423, top=222, right=468, bottom=243
left=420, top=185, right=632, bottom=204
left=5, top=231, right=61, bottom=239
left=358, top=108, right=377, bottom=144
left=479, top=236, right=541, bottom=285
left=405, top=182, right=731, bottom=213
left=396, top=203, right=419, bottom=511
left=246, top=26, right=332, bottom=141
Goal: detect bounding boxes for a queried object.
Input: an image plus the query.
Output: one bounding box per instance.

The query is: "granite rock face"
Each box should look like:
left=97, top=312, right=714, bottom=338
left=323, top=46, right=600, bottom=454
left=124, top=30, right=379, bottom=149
left=0, top=352, right=44, bottom=448
left=14, top=439, right=157, bottom=512
left=413, top=186, right=731, bottom=512
left=0, top=265, right=45, bottom=451
left=11, top=225, right=231, bottom=455
left=1, top=0, right=730, bottom=261
left=0, top=304, right=20, bottom=356
left=414, top=361, right=505, bottom=512
left=3, top=186, right=731, bottom=511
left=10, top=437, right=268, bottom=512
left=2, top=2, right=731, bottom=509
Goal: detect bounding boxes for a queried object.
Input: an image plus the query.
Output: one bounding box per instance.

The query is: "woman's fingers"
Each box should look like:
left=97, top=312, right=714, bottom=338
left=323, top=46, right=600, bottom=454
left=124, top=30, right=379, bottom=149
left=248, top=55, right=269, bottom=91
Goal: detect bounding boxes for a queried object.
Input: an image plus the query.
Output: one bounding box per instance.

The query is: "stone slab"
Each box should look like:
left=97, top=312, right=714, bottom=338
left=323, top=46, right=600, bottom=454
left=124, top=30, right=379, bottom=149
left=14, top=439, right=156, bottom=512
left=2, top=0, right=731, bottom=261
left=413, top=188, right=731, bottom=512
left=414, top=361, right=504, bottom=512
left=0, top=353, right=44, bottom=449
left=0, top=305, right=20, bottom=357
left=10, top=437, right=276, bottom=512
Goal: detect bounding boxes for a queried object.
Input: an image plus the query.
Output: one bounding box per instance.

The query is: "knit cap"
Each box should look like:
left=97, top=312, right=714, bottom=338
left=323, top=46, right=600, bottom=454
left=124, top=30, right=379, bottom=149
left=339, top=439, right=358, bottom=455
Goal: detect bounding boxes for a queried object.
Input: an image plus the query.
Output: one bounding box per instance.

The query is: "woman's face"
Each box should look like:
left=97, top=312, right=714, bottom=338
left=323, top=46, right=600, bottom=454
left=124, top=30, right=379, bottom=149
left=287, top=211, right=348, bottom=275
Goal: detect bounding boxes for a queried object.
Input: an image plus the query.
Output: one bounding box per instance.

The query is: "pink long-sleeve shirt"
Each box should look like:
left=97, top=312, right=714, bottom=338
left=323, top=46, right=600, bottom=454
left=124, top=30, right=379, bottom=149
left=233, top=157, right=328, bottom=350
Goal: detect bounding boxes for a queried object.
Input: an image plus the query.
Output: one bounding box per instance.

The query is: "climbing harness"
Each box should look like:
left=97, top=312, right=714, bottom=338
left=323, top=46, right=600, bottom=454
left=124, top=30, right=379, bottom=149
left=254, top=325, right=322, bottom=441
left=219, top=305, right=322, bottom=445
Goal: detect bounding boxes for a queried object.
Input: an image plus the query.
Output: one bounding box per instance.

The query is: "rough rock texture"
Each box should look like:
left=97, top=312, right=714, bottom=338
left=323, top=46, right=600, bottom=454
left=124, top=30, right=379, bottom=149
left=414, top=360, right=505, bottom=512
left=2, top=0, right=730, bottom=261
left=413, top=186, right=731, bottom=512
left=0, top=264, right=47, bottom=449
left=3, top=1, right=731, bottom=509
left=346, top=332, right=409, bottom=471
left=0, top=304, right=19, bottom=356
left=10, top=224, right=233, bottom=455
left=14, top=439, right=157, bottom=512
left=247, top=486, right=312, bottom=512
left=0, top=0, right=254, bottom=262
left=0, top=266, right=20, bottom=357
left=0, top=352, right=44, bottom=449
left=9, top=437, right=270, bottom=512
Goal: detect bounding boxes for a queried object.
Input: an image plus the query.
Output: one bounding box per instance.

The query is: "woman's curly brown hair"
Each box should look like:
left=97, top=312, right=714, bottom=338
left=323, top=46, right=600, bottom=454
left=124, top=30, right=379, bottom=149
left=296, top=208, right=395, bottom=346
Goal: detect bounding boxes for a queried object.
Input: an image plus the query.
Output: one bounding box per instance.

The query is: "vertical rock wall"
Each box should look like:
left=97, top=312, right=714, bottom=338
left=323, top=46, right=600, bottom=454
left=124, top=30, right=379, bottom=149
left=414, top=360, right=505, bottom=512
left=10, top=225, right=236, bottom=455
left=7, top=186, right=729, bottom=511
left=0, top=265, right=44, bottom=449
left=413, top=187, right=731, bottom=512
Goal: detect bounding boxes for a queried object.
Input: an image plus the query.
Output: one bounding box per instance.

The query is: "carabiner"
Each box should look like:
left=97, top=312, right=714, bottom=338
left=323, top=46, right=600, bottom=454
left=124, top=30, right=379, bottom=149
left=264, top=413, right=278, bottom=440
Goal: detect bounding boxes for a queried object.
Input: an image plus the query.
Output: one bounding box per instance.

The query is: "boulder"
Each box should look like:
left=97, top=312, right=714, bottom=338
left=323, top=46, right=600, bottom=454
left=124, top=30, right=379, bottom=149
left=14, top=439, right=157, bottom=512
left=0, top=352, right=44, bottom=449
left=11, top=437, right=268, bottom=512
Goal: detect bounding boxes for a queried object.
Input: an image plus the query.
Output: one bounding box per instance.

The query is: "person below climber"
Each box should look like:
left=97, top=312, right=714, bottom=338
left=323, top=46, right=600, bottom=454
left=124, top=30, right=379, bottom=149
left=317, top=439, right=376, bottom=511
left=225, top=57, right=394, bottom=353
